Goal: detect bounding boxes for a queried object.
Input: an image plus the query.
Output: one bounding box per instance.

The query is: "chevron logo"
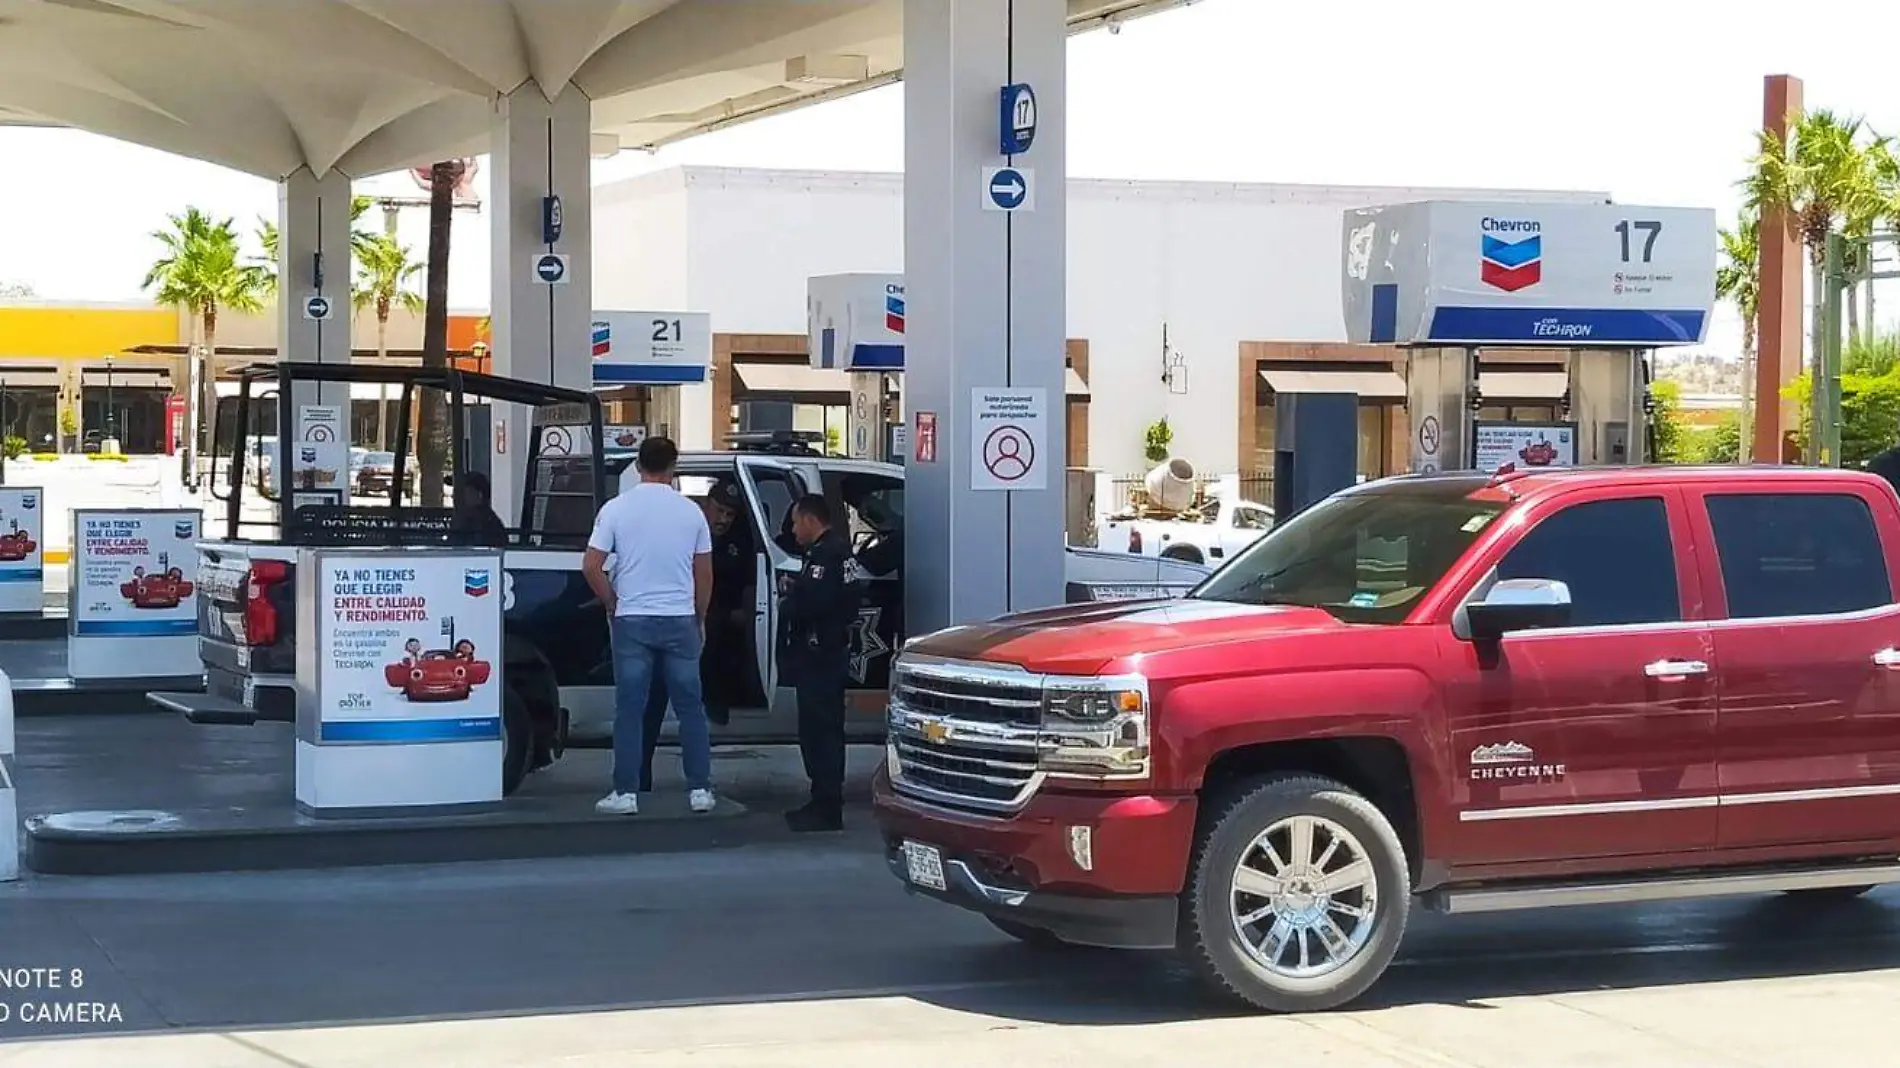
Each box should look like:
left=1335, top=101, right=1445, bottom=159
left=885, top=291, right=904, bottom=334
left=591, top=320, right=611, bottom=359
left=1480, top=223, right=1542, bottom=292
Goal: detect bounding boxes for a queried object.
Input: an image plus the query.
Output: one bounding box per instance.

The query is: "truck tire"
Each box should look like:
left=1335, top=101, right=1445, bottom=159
left=1160, top=544, right=1205, bottom=566
left=501, top=685, right=533, bottom=797
left=1180, top=774, right=1411, bottom=1013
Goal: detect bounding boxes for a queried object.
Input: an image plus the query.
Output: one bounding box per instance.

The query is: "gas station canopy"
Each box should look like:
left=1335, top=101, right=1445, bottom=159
left=0, top=0, right=1191, bottom=178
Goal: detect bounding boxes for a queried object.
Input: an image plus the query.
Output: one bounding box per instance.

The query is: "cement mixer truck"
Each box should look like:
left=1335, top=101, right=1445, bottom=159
left=1100, top=458, right=1274, bottom=567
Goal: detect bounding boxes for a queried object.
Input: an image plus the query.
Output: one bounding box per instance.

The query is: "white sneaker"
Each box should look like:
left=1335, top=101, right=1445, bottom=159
left=595, top=791, right=639, bottom=815
left=688, top=788, right=716, bottom=813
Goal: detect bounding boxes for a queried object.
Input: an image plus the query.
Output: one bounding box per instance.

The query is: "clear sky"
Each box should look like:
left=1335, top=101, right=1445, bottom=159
left=1, top=0, right=1895, bottom=360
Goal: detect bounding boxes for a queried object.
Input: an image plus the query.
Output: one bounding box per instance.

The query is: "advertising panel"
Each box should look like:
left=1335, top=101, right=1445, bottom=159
left=314, top=552, right=502, bottom=744
left=808, top=273, right=904, bottom=371
left=1472, top=422, right=1578, bottom=474
left=0, top=487, right=45, bottom=613
left=1343, top=200, right=1716, bottom=347
left=68, top=509, right=200, bottom=679
left=590, top=311, right=712, bottom=386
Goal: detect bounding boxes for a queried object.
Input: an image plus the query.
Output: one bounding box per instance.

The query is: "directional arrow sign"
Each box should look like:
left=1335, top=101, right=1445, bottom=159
left=302, top=294, right=332, bottom=321
left=982, top=166, right=1033, bottom=212
left=532, top=252, right=570, bottom=285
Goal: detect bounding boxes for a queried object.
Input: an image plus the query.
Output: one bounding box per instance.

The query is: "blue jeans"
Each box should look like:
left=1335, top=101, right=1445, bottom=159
left=611, top=615, right=712, bottom=794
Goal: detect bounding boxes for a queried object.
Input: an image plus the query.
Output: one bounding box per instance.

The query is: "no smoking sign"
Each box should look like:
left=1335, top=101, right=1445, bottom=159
left=970, top=386, right=1047, bottom=492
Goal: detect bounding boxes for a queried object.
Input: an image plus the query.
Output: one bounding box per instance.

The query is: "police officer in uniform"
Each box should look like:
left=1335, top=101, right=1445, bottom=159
left=779, top=493, right=863, bottom=832
left=700, top=479, right=755, bottom=726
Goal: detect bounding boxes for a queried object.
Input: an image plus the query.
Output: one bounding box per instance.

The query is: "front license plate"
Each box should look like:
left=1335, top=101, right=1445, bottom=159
left=902, top=840, right=947, bottom=891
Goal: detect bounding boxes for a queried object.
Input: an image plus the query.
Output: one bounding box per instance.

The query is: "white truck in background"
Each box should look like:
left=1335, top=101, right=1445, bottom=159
left=1099, top=459, right=1274, bottom=567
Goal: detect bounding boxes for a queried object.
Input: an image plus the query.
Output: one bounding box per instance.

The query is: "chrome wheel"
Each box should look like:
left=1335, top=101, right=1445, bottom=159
left=1229, top=814, right=1379, bottom=980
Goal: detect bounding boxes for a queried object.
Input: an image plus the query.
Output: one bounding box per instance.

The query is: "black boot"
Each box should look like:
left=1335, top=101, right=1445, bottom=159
left=784, top=801, right=843, bottom=833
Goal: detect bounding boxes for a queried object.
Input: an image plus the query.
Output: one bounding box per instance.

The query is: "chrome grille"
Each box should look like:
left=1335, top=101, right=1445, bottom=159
left=889, top=658, right=1044, bottom=814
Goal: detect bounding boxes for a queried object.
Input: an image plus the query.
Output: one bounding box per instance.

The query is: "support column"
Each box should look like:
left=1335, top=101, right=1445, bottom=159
left=1753, top=74, right=1804, bottom=464
left=489, top=81, right=593, bottom=524
left=904, top=0, right=1067, bottom=636
left=276, top=167, right=354, bottom=415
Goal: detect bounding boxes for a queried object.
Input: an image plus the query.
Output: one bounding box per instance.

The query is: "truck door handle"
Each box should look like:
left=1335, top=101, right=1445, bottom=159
left=1873, top=648, right=1900, bottom=668
left=1644, top=659, right=1709, bottom=679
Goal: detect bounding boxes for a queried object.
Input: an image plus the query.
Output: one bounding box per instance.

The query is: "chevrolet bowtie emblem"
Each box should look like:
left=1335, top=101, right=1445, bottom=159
left=921, top=719, right=950, bottom=744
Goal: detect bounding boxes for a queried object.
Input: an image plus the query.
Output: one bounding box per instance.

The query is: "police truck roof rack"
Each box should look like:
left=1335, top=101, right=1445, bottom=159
left=727, top=430, right=826, bottom=456
left=211, top=360, right=605, bottom=548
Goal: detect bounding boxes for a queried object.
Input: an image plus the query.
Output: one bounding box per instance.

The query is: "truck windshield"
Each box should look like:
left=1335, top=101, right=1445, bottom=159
left=1191, top=481, right=1506, bottom=624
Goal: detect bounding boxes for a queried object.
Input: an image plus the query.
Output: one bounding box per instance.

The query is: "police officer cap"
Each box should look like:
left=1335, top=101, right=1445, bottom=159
left=709, top=480, right=743, bottom=510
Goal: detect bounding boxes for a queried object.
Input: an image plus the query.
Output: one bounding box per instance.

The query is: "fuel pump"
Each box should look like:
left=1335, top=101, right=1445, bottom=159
left=810, top=273, right=904, bottom=460
left=1343, top=199, right=1715, bottom=473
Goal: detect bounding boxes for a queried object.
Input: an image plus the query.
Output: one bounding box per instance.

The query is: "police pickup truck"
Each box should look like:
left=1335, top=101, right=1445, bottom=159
left=153, top=365, right=1206, bottom=795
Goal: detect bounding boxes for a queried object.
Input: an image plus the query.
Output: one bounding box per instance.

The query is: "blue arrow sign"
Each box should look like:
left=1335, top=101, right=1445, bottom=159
left=984, top=167, right=1031, bottom=212
left=303, top=294, right=331, bottom=320
left=533, top=252, right=569, bottom=285
left=999, top=83, right=1036, bottom=155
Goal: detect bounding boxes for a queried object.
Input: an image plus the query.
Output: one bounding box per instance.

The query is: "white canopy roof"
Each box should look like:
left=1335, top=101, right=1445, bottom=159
left=0, top=0, right=1190, bottom=179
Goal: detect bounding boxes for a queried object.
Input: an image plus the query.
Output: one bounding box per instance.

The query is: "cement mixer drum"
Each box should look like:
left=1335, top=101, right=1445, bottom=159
left=1144, top=459, right=1197, bottom=512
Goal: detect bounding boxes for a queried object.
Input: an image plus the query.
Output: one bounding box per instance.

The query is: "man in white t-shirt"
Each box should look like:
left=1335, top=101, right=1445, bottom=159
left=581, top=436, right=717, bottom=816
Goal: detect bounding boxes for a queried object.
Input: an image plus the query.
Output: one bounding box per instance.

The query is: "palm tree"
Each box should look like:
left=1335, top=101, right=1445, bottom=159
left=1716, top=211, right=1760, bottom=459
left=352, top=234, right=424, bottom=449
left=1742, top=109, right=1886, bottom=335
left=1742, top=109, right=1887, bottom=454
left=142, top=208, right=266, bottom=469
left=418, top=160, right=469, bottom=509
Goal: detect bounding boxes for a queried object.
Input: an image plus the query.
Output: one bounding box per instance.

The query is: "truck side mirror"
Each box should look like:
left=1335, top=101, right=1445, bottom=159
left=1465, top=578, right=1572, bottom=641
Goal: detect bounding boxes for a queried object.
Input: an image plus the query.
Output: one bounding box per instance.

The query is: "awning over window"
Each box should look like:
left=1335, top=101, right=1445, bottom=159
left=733, top=363, right=848, bottom=396
left=1064, top=368, right=1090, bottom=398
left=1477, top=371, right=1568, bottom=400
left=1260, top=367, right=1406, bottom=400
left=82, top=369, right=169, bottom=388
left=0, top=370, right=62, bottom=388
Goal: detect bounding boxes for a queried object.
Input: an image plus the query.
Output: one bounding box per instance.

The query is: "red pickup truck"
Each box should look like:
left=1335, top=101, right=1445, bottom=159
left=875, top=465, right=1900, bottom=1012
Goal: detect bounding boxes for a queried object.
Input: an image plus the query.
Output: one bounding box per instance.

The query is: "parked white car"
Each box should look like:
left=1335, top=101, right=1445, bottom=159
left=1101, top=495, right=1273, bottom=567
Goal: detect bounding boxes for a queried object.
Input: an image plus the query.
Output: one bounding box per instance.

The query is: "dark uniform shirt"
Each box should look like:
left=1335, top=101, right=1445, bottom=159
left=709, top=526, right=755, bottom=609
left=783, top=528, right=862, bottom=664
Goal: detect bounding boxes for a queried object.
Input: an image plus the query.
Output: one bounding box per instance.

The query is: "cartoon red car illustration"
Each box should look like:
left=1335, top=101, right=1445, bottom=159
left=1518, top=439, right=1559, bottom=466
left=120, top=567, right=195, bottom=609
left=384, top=649, right=493, bottom=702
left=0, top=528, right=36, bottom=562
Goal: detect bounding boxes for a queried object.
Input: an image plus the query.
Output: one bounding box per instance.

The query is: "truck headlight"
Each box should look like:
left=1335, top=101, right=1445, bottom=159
left=1038, top=674, right=1150, bottom=779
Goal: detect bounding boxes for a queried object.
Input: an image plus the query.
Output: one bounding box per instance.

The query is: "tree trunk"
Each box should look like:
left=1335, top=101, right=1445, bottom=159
left=1809, top=255, right=1829, bottom=465
left=375, top=313, right=390, bottom=449
left=418, top=161, right=456, bottom=508
left=1847, top=281, right=1861, bottom=344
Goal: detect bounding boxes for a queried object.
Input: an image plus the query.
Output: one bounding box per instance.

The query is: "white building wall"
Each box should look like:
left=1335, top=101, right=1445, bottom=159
left=592, top=166, right=1609, bottom=470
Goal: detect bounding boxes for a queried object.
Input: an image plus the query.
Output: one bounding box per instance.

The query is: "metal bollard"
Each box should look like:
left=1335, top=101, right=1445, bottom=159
left=1, top=665, right=15, bottom=881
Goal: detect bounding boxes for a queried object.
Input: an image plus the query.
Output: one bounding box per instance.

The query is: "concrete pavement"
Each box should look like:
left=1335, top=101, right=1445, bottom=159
left=2, top=822, right=1898, bottom=1065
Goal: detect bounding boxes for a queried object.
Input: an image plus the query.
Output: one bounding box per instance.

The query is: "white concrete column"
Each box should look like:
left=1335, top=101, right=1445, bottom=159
left=489, top=81, right=593, bottom=524
left=277, top=166, right=354, bottom=416
left=903, top=0, right=1068, bottom=635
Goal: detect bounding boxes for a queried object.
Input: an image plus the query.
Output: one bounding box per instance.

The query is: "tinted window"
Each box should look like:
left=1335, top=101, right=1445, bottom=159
left=1496, top=497, right=1678, bottom=627
left=1233, top=506, right=1272, bottom=531
left=1194, top=480, right=1506, bottom=624
left=1705, top=493, right=1891, bottom=618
